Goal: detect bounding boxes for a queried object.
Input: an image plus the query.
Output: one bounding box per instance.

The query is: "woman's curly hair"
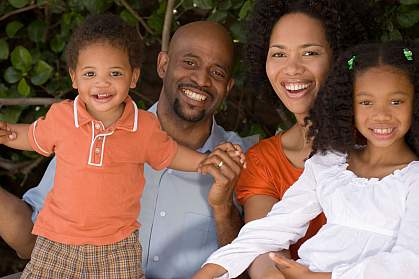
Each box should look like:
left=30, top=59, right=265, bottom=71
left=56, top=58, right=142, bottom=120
left=245, top=0, right=370, bottom=107
left=66, top=13, right=143, bottom=70
left=307, top=41, right=419, bottom=156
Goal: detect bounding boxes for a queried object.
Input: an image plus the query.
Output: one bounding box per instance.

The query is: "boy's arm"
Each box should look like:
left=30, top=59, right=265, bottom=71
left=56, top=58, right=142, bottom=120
left=168, top=144, right=207, bottom=172
left=0, top=121, right=32, bottom=151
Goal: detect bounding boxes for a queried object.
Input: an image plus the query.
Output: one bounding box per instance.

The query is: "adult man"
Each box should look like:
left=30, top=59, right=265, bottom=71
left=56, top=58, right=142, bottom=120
left=0, top=21, right=257, bottom=278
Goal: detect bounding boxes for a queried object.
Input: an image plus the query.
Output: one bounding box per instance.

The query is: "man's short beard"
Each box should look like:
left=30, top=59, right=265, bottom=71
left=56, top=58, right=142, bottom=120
left=173, top=99, right=205, bottom=122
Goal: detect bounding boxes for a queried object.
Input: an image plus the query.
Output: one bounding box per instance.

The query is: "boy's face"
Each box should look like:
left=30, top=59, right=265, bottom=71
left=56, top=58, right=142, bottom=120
left=69, top=42, right=140, bottom=123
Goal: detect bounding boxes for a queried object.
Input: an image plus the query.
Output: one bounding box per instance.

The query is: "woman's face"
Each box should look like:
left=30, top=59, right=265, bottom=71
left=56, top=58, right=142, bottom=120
left=266, top=12, right=332, bottom=120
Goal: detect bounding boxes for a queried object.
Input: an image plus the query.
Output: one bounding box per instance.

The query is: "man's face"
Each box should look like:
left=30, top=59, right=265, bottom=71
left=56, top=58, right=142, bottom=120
left=158, top=32, right=234, bottom=122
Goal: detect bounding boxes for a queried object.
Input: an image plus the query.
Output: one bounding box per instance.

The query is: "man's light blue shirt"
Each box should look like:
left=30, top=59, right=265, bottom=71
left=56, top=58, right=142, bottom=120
left=23, top=102, right=258, bottom=279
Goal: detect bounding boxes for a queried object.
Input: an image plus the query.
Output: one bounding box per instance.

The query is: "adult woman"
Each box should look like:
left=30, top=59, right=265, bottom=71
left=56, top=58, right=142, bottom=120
left=235, top=0, right=369, bottom=277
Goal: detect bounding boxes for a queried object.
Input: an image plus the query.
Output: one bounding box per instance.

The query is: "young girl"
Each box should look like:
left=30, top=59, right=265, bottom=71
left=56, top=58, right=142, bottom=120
left=193, top=41, right=419, bottom=279
left=0, top=14, right=244, bottom=278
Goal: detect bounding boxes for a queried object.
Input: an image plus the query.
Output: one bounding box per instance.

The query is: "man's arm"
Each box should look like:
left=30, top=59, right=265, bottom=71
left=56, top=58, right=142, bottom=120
left=0, top=186, right=36, bottom=259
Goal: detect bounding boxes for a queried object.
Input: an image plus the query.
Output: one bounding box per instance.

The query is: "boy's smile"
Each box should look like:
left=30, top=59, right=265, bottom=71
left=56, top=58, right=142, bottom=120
left=69, top=42, right=140, bottom=127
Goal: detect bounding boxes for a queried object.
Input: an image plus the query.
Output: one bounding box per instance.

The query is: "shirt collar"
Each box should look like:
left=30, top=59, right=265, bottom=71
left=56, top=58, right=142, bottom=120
left=148, top=102, right=222, bottom=153
left=73, top=95, right=139, bottom=132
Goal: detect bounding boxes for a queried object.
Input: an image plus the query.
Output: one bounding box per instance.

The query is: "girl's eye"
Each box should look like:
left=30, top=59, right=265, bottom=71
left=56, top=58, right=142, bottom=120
left=111, top=71, right=123, bottom=77
left=83, top=71, right=95, bottom=77
left=391, top=99, right=403, bottom=105
left=272, top=52, right=286, bottom=58
left=303, top=51, right=319, bottom=56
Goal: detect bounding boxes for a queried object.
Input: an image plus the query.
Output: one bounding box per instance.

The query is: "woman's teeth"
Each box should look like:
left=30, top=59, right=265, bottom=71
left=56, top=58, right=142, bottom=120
left=182, top=88, right=207, bottom=101
left=285, top=83, right=310, bottom=91
left=372, top=128, right=394, bottom=135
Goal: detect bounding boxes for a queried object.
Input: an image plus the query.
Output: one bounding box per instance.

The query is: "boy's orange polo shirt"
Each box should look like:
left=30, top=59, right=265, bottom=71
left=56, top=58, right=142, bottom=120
left=28, top=96, right=177, bottom=245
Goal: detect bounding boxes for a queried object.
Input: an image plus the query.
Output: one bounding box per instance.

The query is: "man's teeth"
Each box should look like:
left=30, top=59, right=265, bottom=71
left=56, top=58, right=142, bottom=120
left=182, top=89, right=207, bottom=101
left=285, top=83, right=310, bottom=91
left=373, top=128, right=394, bottom=134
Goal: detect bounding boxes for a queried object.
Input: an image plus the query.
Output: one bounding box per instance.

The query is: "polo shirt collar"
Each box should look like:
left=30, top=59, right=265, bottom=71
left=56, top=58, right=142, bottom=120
left=73, top=95, right=139, bottom=132
left=148, top=102, right=222, bottom=153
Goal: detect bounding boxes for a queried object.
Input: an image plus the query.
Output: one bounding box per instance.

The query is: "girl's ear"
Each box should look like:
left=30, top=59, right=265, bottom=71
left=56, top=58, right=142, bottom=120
left=130, top=68, right=141, bottom=88
left=69, top=68, right=78, bottom=89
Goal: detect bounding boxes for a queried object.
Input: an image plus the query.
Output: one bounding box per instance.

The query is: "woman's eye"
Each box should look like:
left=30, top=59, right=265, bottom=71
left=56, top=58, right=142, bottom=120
left=272, top=52, right=286, bottom=58
left=83, top=72, right=95, bottom=77
left=303, top=51, right=319, bottom=56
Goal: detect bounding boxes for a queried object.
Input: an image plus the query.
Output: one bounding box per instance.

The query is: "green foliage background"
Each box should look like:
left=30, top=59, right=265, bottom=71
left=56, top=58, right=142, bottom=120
left=0, top=0, right=418, bottom=275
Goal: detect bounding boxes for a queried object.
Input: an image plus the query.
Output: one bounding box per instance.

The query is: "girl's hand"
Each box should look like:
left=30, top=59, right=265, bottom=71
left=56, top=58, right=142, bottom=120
left=0, top=121, right=16, bottom=144
left=192, top=263, right=228, bottom=279
left=269, top=253, right=331, bottom=279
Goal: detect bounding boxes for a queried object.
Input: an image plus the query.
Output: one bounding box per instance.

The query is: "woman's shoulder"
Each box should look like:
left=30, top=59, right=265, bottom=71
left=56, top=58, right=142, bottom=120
left=247, top=134, right=284, bottom=160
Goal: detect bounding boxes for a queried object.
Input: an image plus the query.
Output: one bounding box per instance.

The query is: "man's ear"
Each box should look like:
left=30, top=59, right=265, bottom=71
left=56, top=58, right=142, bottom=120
left=226, top=78, right=235, bottom=96
left=130, top=68, right=141, bottom=88
left=157, top=51, right=169, bottom=79
left=68, top=68, right=78, bottom=89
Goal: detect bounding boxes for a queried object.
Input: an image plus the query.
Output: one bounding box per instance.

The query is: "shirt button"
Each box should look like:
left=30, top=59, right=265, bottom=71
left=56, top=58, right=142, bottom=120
left=94, top=123, right=101, bottom=129
left=97, top=136, right=103, bottom=141
left=160, top=211, right=166, bottom=217
left=153, top=256, right=159, bottom=262
left=95, top=148, right=101, bottom=154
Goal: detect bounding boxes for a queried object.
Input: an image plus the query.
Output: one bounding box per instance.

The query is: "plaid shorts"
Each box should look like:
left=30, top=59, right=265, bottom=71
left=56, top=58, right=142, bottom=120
left=20, top=231, right=144, bottom=279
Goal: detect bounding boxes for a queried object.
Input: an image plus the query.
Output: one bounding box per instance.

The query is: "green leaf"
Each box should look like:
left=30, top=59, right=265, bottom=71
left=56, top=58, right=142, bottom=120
left=31, top=60, right=53, bottom=85
left=6, top=21, right=24, bottom=38
left=8, top=0, right=29, bottom=8
left=400, top=0, right=419, bottom=5
left=0, top=106, right=24, bottom=123
left=239, top=0, right=253, bottom=20
left=120, top=9, right=138, bottom=26
left=229, top=21, right=246, bottom=43
left=0, top=39, right=9, bottom=60
left=17, top=78, right=31, bottom=96
left=83, top=0, right=113, bottom=14
left=11, top=46, right=32, bottom=72
left=147, top=12, right=165, bottom=34
left=208, top=9, right=228, bottom=22
left=0, top=83, right=8, bottom=97
left=4, top=67, right=22, bottom=83
left=27, top=20, right=48, bottom=43
left=388, top=29, right=403, bottom=40
left=219, top=0, right=232, bottom=10
left=67, top=0, right=85, bottom=11
left=193, top=0, right=214, bottom=9
left=398, top=9, right=419, bottom=28
left=50, top=35, right=66, bottom=53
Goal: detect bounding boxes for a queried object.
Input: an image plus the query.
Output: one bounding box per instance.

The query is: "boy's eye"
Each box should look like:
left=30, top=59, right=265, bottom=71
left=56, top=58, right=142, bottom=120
left=83, top=71, right=95, bottom=77
left=303, top=50, right=319, bottom=56
left=359, top=100, right=372, bottom=106
left=111, top=71, right=123, bottom=77
left=391, top=99, right=403, bottom=105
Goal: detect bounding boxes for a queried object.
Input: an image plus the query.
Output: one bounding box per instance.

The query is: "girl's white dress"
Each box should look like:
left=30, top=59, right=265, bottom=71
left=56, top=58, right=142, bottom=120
left=206, top=152, right=419, bottom=279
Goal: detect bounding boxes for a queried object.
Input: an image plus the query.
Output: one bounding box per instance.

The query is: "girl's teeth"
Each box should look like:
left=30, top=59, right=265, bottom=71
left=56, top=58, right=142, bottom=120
left=285, top=83, right=310, bottom=91
left=373, top=128, right=393, bottom=134
left=182, top=89, right=207, bottom=101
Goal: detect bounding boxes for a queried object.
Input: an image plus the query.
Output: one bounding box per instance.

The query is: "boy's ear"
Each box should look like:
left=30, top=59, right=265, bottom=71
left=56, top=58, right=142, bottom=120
left=68, top=68, right=78, bottom=89
left=130, top=68, right=141, bottom=88
left=157, top=51, right=169, bottom=79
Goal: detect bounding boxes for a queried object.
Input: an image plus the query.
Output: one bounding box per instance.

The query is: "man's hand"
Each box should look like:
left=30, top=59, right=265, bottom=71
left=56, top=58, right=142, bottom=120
left=269, top=253, right=331, bottom=279
left=0, top=121, right=16, bottom=144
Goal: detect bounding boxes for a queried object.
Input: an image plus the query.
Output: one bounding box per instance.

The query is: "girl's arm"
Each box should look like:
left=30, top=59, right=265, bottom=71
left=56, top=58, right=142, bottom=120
left=0, top=121, right=32, bottom=151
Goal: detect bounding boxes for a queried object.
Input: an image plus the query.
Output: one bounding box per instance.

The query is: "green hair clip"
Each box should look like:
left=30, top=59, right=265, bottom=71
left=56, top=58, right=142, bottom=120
left=347, top=55, right=356, bottom=70
left=403, top=48, right=413, bottom=61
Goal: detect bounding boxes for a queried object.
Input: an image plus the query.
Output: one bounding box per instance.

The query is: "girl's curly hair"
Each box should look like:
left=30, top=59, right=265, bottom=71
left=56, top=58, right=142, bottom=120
left=308, top=41, right=419, bottom=156
left=66, top=14, right=143, bottom=70
left=245, top=0, right=370, bottom=107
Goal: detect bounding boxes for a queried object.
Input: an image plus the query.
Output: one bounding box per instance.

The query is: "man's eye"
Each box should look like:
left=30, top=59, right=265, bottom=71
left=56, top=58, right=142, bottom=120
left=303, top=51, right=319, bottom=56
left=83, top=72, right=95, bottom=77
left=211, top=70, right=225, bottom=79
left=184, top=60, right=195, bottom=66
left=111, top=71, right=123, bottom=77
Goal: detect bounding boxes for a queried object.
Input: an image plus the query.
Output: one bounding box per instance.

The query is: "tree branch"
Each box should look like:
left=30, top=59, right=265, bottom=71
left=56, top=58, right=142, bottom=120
left=118, top=0, right=155, bottom=36
left=161, top=0, right=176, bottom=51
left=0, top=4, right=41, bottom=22
left=0, top=98, right=59, bottom=106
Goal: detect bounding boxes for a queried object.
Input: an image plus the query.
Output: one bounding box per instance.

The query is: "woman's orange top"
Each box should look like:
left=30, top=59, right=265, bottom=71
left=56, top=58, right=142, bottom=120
left=235, top=133, right=326, bottom=259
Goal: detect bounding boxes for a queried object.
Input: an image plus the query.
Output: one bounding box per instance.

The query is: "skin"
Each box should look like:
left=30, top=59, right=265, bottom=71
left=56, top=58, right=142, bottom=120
left=245, top=13, right=332, bottom=279
left=0, top=21, right=245, bottom=262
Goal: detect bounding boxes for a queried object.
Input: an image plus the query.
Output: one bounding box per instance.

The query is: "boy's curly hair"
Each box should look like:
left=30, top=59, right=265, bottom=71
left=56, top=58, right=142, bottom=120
left=66, top=14, right=143, bottom=70
left=307, top=41, right=419, bottom=156
left=245, top=0, right=369, bottom=107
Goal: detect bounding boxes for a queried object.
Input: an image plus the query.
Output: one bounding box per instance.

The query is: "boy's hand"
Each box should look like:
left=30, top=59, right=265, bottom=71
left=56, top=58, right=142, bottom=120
left=269, top=253, right=331, bottom=279
left=192, top=263, right=228, bottom=279
left=0, top=121, right=17, bottom=144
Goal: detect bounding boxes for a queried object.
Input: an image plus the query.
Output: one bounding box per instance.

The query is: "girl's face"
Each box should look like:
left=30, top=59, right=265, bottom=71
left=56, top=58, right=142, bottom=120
left=354, top=65, right=414, bottom=149
left=266, top=12, right=332, bottom=121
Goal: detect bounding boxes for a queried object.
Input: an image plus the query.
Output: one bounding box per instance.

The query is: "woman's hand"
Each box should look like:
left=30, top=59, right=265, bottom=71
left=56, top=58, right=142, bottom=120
left=269, top=253, right=331, bottom=279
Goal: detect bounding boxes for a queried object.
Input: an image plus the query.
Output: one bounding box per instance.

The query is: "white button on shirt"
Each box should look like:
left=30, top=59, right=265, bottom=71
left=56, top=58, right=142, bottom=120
left=94, top=123, right=101, bottom=130
left=153, top=256, right=159, bottom=262
left=159, top=211, right=166, bottom=217
left=206, top=152, right=419, bottom=279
